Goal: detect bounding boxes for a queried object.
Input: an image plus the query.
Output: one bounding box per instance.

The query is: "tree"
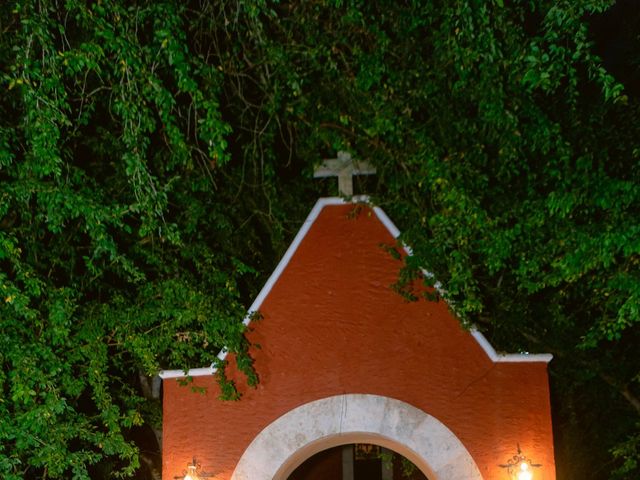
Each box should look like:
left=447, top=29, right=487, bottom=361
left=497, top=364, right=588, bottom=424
left=1, top=0, right=638, bottom=478
left=0, top=1, right=282, bottom=477
left=249, top=1, right=640, bottom=476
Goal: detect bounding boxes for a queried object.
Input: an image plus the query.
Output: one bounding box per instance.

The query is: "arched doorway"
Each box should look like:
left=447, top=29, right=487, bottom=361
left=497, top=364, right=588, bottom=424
left=230, top=394, right=483, bottom=480
left=288, top=443, right=429, bottom=480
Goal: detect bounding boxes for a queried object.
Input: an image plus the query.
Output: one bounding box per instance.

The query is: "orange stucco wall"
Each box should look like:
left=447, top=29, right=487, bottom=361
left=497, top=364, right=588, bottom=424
left=163, top=203, right=555, bottom=480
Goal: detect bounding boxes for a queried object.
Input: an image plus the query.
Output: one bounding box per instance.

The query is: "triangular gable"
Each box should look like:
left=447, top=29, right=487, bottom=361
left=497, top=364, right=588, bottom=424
left=161, top=196, right=557, bottom=480
left=160, top=197, right=550, bottom=380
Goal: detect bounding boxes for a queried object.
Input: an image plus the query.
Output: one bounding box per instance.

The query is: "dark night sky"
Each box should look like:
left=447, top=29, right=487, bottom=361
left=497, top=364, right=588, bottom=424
left=590, top=0, right=640, bottom=96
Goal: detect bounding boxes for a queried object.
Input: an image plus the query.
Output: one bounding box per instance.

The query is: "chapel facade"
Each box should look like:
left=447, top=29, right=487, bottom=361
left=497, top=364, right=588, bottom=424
left=161, top=197, right=556, bottom=480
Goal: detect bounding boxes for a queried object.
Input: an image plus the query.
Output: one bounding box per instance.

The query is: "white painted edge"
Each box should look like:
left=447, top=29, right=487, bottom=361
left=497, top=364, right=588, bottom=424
left=160, top=197, right=351, bottom=379
left=470, top=328, right=553, bottom=363
left=231, top=394, right=483, bottom=480
left=160, top=196, right=551, bottom=379
left=372, top=204, right=552, bottom=364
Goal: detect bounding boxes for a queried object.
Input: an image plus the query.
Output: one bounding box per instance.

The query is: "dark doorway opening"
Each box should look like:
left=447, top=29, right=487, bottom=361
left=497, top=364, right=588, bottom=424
left=287, top=443, right=429, bottom=480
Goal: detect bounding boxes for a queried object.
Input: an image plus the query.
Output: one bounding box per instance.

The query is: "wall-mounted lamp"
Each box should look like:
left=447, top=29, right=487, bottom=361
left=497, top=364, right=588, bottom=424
left=499, top=445, right=541, bottom=480
left=174, top=458, right=212, bottom=480
left=183, top=462, right=197, bottom=480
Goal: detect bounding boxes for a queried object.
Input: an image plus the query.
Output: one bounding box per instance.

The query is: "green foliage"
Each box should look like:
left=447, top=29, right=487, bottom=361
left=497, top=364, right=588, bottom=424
left=0, top=1, right=303, bottom=478
left=612, top=425, right=640, bottom=478
left=1, top=0, right=638, bottom=478
left=248, top=1, right=639, bottom=477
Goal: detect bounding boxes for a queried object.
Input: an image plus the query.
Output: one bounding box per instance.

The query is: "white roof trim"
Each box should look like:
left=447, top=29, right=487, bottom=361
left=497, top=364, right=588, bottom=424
left=161, top=198, right=349, bottom=379
left=160, top=197, right=551, bottom=379
left=470, top=328, right=553, bottom=363
left=371, top=204, right=552, bottom=364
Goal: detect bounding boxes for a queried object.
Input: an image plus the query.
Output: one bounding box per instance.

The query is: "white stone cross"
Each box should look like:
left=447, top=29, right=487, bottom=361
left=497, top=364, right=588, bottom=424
left=313, top=151, right=376, bottom=196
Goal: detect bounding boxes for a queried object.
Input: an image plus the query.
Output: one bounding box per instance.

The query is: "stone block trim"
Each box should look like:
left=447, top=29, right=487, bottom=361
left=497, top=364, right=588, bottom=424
left=161, top=200, right=556, bottom=480
left=231, top=394, right=483, bottom=480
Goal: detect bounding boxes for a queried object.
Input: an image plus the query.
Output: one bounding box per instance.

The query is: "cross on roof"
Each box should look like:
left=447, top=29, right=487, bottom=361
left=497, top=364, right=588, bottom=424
left=313, top=151, right=376, bottom=196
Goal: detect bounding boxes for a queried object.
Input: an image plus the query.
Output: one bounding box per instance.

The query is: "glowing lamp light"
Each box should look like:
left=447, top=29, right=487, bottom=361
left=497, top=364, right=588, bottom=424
left=518, top=461, right=533, bottom=480
left=175, top=458, right=212, bottom=480
left=183, top=464, right=197, bottom=480
left=499, top=445, right=540, bottom=480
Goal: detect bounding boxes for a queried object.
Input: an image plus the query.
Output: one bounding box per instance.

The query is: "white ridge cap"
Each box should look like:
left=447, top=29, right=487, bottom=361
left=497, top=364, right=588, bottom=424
left=159, top=366, right=214, bottom=379
left=160, top=196, right=552, bottom=380
left=371, top=204, right=553, bottom=365
left=470, top=328, right=553, bottom=363
left=160, top=198, right=349, bottom=379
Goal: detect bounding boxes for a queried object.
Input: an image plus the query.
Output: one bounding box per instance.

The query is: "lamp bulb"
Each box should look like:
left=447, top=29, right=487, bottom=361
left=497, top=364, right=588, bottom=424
left=184, top=464, right=197, bottom=480
left=516, top=461, right=532, bottom=480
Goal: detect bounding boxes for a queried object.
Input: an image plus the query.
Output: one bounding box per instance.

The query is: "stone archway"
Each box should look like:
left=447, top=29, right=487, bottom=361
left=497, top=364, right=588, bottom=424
left=231, top=394, right=483, bottom=480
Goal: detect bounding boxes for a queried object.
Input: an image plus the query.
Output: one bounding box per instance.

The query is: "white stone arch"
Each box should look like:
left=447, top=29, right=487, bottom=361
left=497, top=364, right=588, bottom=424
left=231, top=394, right=483, bottom=480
